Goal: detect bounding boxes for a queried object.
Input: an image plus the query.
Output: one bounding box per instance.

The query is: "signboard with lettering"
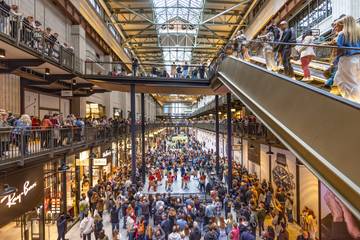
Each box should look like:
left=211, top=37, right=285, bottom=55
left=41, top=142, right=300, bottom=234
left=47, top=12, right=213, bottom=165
left=61, top=90, right=73, bottom=97
left=0, top=165, right=44, bottom=227
left=93, top=158, right=107, bottom=166
left=102, top=150, right=112, bottom=158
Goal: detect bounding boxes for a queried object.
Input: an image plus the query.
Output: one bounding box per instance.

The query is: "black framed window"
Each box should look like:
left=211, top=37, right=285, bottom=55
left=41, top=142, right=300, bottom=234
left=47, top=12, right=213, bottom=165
left=289, top=0, right=332, bottom=37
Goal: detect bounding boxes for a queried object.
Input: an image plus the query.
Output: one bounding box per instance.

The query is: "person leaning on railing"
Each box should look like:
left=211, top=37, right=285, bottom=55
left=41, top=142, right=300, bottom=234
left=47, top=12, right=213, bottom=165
left=9, top=4, right=22, bottom=39
left=0, top=0, right=10, bottom=33
left=332, top=16, right=360, bottom=103
left=0, top=110, right=11, bottom=158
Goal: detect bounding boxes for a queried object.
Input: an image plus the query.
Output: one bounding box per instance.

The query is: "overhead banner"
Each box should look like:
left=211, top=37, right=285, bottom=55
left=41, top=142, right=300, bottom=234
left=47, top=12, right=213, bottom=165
left=0, top=165, right=44, bottom=227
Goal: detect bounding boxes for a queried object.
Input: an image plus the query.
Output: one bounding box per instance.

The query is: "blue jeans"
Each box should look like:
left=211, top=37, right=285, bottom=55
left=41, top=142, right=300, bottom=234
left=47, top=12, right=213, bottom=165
left=325, top=66, right=338, bottom=86
left=112, top=222, right=119, bottom=231
left=287, top=209, right=293, bottom=223
left=128, top=231, right=135, bottom=240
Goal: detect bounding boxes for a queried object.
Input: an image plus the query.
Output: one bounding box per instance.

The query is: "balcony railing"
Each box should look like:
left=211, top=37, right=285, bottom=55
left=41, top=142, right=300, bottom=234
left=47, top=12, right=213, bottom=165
left=192, top=122, right=280, bottom=144
left=0, top=123, right=161, bottom=167
left=0, top=6, right=82, bottom=74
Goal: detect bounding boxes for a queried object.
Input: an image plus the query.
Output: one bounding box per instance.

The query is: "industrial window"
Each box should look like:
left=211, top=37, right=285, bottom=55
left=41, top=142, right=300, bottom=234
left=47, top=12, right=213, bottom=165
left=88, top=0, right=121, bottom=43
left=289, top=0, right=332, bottom=37
left=152, top=0, right=205, bottom=64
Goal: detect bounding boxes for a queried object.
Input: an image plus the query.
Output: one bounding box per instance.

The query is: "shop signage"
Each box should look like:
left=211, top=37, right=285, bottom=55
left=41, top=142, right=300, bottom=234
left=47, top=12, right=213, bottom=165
left=76, top=158, right=89, bottom=166
left=0, top=165, right=44, bottom=227
left=1, top=181, right=37, bottom=208
left=93, top=158, right=107, bottom=166
left=61, top=90, right=73, bottom=97
left=102, top=150, right=112, bottom=157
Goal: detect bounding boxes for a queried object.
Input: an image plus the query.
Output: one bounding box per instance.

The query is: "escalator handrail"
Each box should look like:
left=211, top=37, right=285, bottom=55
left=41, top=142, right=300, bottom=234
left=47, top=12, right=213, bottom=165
left=223, top=56, right=360, bottom=110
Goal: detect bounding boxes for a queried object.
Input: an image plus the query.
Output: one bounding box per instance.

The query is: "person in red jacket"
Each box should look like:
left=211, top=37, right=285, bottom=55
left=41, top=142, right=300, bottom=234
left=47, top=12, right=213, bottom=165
left=148, top=173, right=156, bottom=192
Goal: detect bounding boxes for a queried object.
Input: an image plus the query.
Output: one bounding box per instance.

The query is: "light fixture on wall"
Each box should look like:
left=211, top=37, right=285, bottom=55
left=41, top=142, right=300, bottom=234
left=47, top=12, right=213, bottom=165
left=249, top=144, right=255, bottom=150
left=90, top=87, right=93, bottom=92
left=45, top=68, right=50, bottom=75
left=72, top=79, right=77, bottom=86
left=0, top=48, right=6, bottom=58
left=266, top=145, right=274, bottom=155
left=0, top=184, right=17, bottom=196
left=231, top=108, right=236, bottom=112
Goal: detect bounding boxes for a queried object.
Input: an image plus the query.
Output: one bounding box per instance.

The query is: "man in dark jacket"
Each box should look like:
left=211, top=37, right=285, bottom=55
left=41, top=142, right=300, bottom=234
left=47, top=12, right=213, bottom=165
left=189, top=221, right=201, bottom=240
left=110, top=205, right=120, bottom=231
left=277, top=21, right=295, bottom=78
left=56, top=212, right=68, bottom=240
left=204, top=223, right=218, bottom=240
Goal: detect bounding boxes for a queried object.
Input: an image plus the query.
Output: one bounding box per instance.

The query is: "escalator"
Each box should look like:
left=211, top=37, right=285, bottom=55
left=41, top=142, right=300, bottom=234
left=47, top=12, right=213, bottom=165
left=216, top=56, right=360, bottom=218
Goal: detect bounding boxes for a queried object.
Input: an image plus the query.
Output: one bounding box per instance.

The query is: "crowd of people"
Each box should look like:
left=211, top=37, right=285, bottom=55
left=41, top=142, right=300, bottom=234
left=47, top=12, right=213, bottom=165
left=61, top=129, right=317, bottom=240
left=228, top=15, right=360, bottom=103
left=0, top=0, right=74, bottom=59
left=129, top=59, right=208, bottom=80
left=0, top=109, right=131, bottom=157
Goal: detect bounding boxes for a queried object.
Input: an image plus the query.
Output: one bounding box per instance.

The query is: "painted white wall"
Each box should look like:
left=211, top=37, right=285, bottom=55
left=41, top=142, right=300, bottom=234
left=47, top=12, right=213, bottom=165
left=60, top=98, right=70, bottom=117
left=0, top=74, right=20, bottom=115
left=39, top=94, right=59, bottom=109
left=24, top=90, right=70, bottom=118
left=244, top=0, right=286, bottom=39
left=299, top=165, right=319, bottom=233
left=24, top=90, right=38, bottom=117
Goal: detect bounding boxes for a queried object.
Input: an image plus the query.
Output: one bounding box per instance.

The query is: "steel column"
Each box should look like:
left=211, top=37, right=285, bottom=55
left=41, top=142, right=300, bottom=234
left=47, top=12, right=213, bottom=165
left=130, top=84, right=136, bottom=183
left=89, top=147, right=94, bottom=187
left=61, top=156, right=67, bottom=213
left=141, top=93, right=146, bottom=183
left=226, top=93, right=232, bottom=190
left=215, top=95, right=220, bottom=176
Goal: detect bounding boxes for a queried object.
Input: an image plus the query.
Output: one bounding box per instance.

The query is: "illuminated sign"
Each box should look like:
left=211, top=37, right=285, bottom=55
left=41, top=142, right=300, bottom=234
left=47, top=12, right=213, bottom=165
left=102, top=150, right=112, bottom=157
left=93, top=158, right=107, bottom=166
left=0, top=165, right=43, bottom=227
left=1, top=181, right=37, bottom=208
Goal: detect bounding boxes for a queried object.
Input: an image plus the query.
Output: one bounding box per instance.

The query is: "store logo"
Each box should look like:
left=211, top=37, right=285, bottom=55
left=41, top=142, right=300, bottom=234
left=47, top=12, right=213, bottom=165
left=0, top=181, right=37, bottom=208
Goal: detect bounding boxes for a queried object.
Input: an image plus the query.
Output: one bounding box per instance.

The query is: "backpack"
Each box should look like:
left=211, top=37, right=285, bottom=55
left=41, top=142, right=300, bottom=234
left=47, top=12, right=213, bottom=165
left=249, top=213, right=258, bottom=228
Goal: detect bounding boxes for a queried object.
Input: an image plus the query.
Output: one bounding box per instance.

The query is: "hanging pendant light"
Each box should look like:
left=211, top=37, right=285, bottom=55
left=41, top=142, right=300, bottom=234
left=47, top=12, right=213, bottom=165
left=57, top=163, right=70, bottom=172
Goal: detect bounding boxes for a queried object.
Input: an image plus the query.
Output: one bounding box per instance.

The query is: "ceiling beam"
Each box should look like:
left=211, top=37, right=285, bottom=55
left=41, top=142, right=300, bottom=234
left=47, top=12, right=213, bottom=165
left=201, top=0, right=248, bottom=25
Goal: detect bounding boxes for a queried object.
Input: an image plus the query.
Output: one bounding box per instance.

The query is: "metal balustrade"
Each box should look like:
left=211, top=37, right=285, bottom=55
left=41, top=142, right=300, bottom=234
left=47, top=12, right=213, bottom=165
left=0, top=124, right=162, bottom=167
left=0, top=6, right=82, bottom=73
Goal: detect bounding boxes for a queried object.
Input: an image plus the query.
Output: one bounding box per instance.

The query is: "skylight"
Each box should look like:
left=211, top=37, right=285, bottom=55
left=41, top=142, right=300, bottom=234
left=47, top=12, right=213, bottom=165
left=152, top=0, right=205, bottom=64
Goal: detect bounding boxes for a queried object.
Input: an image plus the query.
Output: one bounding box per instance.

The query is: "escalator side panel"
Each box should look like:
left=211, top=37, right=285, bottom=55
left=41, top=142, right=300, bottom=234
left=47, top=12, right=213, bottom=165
left=218, top=56, right=360, bottom=218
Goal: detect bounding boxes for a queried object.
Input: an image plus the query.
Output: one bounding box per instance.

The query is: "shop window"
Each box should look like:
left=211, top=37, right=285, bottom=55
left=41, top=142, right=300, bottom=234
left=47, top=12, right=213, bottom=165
left=289, top=0, right=332, bottom=37
left=86, top=103, right=106, bottom=118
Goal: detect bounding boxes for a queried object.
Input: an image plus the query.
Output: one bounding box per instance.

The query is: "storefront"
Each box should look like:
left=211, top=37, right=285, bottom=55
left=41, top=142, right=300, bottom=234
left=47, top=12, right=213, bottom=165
left=0, top=165, right=45, bottom=240
left=86, top=102, right=106, bottom=118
